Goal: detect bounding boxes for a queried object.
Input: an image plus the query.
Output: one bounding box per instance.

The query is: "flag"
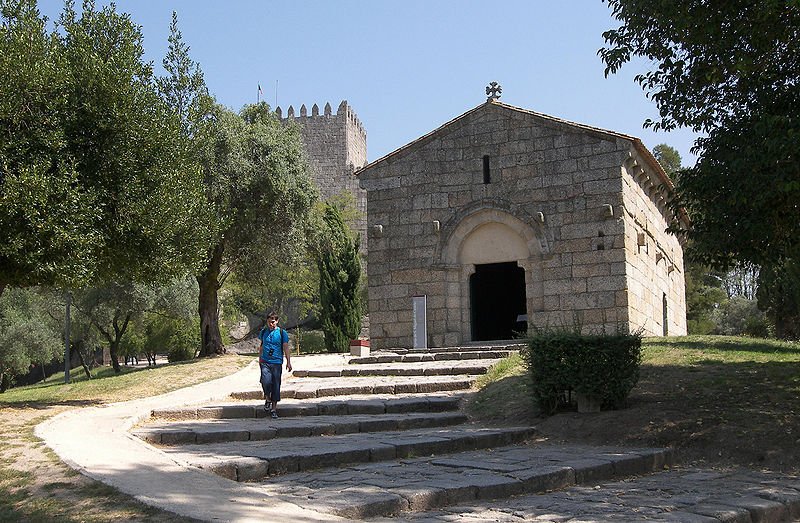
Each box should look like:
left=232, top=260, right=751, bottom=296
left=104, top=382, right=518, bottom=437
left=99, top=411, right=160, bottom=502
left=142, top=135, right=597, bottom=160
left=257, top=83, right=263, bottom=102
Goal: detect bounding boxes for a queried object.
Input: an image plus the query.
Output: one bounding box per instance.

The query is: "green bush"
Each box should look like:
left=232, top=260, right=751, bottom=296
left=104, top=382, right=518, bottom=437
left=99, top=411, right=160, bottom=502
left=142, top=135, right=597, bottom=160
left=164, top=320, right=199, bottom=363
left=522, top=329, right=642, bottom=415
left=296, top=330, right=326, bottom=354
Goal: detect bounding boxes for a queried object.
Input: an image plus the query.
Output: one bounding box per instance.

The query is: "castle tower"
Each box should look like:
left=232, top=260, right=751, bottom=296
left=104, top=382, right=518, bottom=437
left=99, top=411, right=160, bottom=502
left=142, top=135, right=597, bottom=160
left=276, top=100, right=367, bottom=242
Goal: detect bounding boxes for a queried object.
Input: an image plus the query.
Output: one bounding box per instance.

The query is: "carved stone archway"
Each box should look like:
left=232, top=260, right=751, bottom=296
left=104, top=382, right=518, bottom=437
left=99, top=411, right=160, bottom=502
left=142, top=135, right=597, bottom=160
left=439, top=206, right=545, bottom=343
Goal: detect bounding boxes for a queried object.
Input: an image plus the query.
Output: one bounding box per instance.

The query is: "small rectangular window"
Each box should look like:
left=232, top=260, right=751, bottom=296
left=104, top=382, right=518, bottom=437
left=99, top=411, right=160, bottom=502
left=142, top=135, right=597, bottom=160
left=482, top=155, right=490, bottom=184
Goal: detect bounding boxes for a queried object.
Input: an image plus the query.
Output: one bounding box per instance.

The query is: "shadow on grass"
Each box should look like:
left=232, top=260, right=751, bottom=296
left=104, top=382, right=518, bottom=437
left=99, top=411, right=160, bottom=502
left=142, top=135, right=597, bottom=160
left=648, top=335, right=800, bottom=356
left=467, top=373, right=541, bottom=423
left=0, top=399, right=101, bottom=409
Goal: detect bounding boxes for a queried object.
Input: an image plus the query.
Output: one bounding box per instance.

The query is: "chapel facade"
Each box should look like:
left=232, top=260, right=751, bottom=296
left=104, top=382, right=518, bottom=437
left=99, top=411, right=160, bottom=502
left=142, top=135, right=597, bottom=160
left=357, top=100, right=687, bottom=350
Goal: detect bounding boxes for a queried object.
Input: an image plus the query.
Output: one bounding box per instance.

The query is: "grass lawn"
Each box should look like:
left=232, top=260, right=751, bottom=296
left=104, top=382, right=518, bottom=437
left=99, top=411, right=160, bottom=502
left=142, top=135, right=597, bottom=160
left=467, top=335, right=800, bottom=473
left=0, top=354, right=251, bottom=522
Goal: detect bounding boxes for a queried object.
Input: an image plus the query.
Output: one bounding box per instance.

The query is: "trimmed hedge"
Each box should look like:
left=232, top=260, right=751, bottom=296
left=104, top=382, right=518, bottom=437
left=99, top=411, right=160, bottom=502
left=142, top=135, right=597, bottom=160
left=522, top=330, right=642, bottom=415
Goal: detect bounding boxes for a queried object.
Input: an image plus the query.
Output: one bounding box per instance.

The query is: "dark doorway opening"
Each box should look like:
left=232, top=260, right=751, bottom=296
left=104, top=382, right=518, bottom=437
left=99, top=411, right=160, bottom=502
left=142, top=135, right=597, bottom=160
left=470, top=262, right=527, bottom=341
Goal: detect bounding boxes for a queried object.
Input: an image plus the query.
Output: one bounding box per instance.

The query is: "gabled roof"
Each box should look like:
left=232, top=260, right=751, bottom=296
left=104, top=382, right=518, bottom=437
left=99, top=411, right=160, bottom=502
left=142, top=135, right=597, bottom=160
left=355, top=100, right=672, bottom=190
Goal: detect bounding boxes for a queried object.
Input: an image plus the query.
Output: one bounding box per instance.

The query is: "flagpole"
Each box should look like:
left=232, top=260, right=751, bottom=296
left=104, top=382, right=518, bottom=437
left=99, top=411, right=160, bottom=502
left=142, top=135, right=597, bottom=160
left=275, top=80, right=278, bottom=108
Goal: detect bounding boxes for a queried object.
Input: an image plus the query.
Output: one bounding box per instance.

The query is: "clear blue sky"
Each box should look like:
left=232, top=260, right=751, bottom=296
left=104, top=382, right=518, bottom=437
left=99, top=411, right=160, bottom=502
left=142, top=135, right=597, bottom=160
left=39, top=0, right=699, bottom=166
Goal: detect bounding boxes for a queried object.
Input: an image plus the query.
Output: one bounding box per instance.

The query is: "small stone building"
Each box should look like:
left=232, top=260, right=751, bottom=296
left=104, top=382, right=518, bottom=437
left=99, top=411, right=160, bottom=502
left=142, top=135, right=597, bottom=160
left=357, top=100, right=687, bottom=350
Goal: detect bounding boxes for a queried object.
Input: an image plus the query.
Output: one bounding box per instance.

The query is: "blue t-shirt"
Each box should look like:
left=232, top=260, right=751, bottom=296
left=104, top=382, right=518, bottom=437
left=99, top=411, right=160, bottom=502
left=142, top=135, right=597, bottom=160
left=259, top=327, right=288, bottom=364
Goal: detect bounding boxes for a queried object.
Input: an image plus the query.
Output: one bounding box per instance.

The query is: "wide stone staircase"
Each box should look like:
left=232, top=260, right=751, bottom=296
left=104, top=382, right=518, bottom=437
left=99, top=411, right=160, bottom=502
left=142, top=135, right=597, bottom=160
left=128, top=344, right=686, bottom=520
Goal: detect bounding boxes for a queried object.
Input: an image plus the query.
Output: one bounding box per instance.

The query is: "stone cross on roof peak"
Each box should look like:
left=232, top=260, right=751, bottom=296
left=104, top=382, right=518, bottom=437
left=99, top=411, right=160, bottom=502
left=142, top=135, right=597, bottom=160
left=486, top=81, right=502, bottom=101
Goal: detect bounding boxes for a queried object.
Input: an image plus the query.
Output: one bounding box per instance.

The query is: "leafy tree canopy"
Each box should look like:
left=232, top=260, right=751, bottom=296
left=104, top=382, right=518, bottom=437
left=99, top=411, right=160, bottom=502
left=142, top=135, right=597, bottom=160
left=193, top=102, right=318, bottom=355
left=652, top=144, right=681, bottom=179
left=0, top=0, right=209, bottom=297
left=600, top=0, right=800, bottom=269
left=0, top=287, right=62, bottom=389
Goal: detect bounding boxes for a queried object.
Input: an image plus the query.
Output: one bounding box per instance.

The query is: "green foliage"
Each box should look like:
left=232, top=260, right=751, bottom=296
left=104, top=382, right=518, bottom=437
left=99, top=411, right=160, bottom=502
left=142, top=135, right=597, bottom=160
left=758, top=258, right=800, bottom=340
left=684, top=262, right=727, bottom=334
left=0, top=1, right=209, bottom=296
left=522, top=329, right=643, bottom=415
left=317, top=204, right=362, bottom=352
left=156, top=11, right=208, bottom=132
left=652, top=144, right=682, bottom=178
left=600, top=1, right=800, bottom=268
left=73, top=278, right=197, bottom=372
left=295, top=329, right=326, bottom=354
left=712, top=297, right=771, bottom=338
left=0, top=287, right=62, bottom=389
left=192, top=101, right=317, bottom=355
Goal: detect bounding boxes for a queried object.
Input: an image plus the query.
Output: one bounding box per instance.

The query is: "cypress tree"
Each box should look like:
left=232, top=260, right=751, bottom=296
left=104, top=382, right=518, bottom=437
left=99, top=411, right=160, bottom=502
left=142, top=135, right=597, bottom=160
left=318, top=204, right=362, bottom=352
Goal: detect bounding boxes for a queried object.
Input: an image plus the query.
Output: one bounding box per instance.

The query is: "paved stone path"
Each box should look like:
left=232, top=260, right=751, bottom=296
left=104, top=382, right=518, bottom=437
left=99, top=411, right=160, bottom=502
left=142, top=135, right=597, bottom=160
left=38, top=347, right=800, bottom=521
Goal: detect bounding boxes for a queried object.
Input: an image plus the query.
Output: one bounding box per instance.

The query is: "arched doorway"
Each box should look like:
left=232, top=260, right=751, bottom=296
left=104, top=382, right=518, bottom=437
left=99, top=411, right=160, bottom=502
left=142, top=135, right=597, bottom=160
left=439, top=205, right=546, bottom=345
left=470, top=262, right=527, bottom=340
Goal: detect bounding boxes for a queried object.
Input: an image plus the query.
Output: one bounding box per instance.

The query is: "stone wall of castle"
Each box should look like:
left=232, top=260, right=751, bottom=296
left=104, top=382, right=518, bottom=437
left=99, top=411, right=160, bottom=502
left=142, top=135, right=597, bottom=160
left=275, top=101, right=367, bottom=241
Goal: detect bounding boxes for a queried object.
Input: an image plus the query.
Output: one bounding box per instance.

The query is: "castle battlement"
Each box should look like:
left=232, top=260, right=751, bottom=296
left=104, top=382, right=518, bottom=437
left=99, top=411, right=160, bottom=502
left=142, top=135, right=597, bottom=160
left=275, top=100, right=366, bottom=139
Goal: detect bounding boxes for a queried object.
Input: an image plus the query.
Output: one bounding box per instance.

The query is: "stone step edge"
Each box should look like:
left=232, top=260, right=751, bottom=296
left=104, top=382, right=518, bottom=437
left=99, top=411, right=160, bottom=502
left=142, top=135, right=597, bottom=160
left=293, top=365, right=492, bottom=378
left=330, top=448, right=675, bottom=519
left=208, top=427, right=538, bottom=482
left=383, top=345, right=525, bottom=355
left=349, top=351, right=513, bottom=364
left=230, top=377, right=476, bottom=401
left=151, top=396, right=463, bottom=421
left=134, top=412, right=469, bottom=446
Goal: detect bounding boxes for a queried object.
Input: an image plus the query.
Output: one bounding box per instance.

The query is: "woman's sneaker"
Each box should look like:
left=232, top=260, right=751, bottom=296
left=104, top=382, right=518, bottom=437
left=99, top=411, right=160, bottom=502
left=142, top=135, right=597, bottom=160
left=270, top=410, right=279, bottom=419
left=264, top=400, right=272, bottom=413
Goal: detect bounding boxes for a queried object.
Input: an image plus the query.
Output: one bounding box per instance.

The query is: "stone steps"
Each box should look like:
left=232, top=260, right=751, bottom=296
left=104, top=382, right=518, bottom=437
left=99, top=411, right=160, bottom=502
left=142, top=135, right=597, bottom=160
left=127, top=347, right=684, bottom=520
left=372, top=466, right=800, bottom=522
left=375, top=344, right=524, bottom=355
left=150, top=394, right=462, bottom=421
left=255, top=443, right=673, bottom=519
left=294, top=360, right=496, bottom=377
left=349, top=350, right=514, bottom=365
left=230, top=374, right=477, bottom=400
left=160, top=425, right=538, bottom=482
left=134, top=411, right=469, bottom=445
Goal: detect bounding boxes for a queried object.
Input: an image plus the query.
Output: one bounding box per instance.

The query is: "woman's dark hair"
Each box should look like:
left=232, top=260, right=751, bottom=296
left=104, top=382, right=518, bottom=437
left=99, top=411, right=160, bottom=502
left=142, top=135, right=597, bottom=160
left=266, top=311, right=279, bottom=321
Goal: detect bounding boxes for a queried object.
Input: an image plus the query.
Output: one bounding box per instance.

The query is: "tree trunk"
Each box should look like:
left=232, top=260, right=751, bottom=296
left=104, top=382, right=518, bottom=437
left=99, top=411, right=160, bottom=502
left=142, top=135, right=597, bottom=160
left=76, top=345, right=92, bottom=379
left=197, top=244, right=225, bottom=356
left=108, top=311, right=131, bottom=374
left=0, top=372, right=8, bottom=393
left=109, top=342, right=122, bottom=373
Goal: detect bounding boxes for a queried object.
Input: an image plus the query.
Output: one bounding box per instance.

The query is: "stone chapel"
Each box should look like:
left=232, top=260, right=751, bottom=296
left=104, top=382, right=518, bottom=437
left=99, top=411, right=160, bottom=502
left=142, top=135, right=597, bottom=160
left=356, top=99, right=688, bottom=350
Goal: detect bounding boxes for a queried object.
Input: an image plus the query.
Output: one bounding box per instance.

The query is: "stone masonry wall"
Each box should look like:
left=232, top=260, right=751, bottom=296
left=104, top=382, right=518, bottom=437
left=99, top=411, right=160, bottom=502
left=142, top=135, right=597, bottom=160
left=620, top=153, right=688, bottom=336
left=358, top=102, right=681, bottom=349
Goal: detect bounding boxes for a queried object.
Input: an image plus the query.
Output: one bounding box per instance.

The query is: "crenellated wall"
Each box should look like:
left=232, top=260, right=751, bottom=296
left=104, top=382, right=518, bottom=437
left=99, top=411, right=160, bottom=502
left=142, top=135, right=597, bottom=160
left=275, top=100, right=368, bottom=243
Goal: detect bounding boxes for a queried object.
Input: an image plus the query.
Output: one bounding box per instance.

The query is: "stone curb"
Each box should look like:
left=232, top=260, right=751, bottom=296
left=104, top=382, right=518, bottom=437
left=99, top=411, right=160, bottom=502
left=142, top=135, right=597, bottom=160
left=293, top=364, right=493, bottom=378
left=349, top=350, right=513, bottom=364
left=230, top=376, right=476, bottom=400
left=385, top=344, right=525, bottom=355
left=151, top=395, right=462, bottom=421
left=134, top=412, right=470, bottom=445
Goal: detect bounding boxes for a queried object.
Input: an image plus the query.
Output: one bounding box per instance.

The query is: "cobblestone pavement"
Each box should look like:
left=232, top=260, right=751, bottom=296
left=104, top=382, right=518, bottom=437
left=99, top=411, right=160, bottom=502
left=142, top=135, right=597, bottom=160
left=369, top=467, right=800, bottom=522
